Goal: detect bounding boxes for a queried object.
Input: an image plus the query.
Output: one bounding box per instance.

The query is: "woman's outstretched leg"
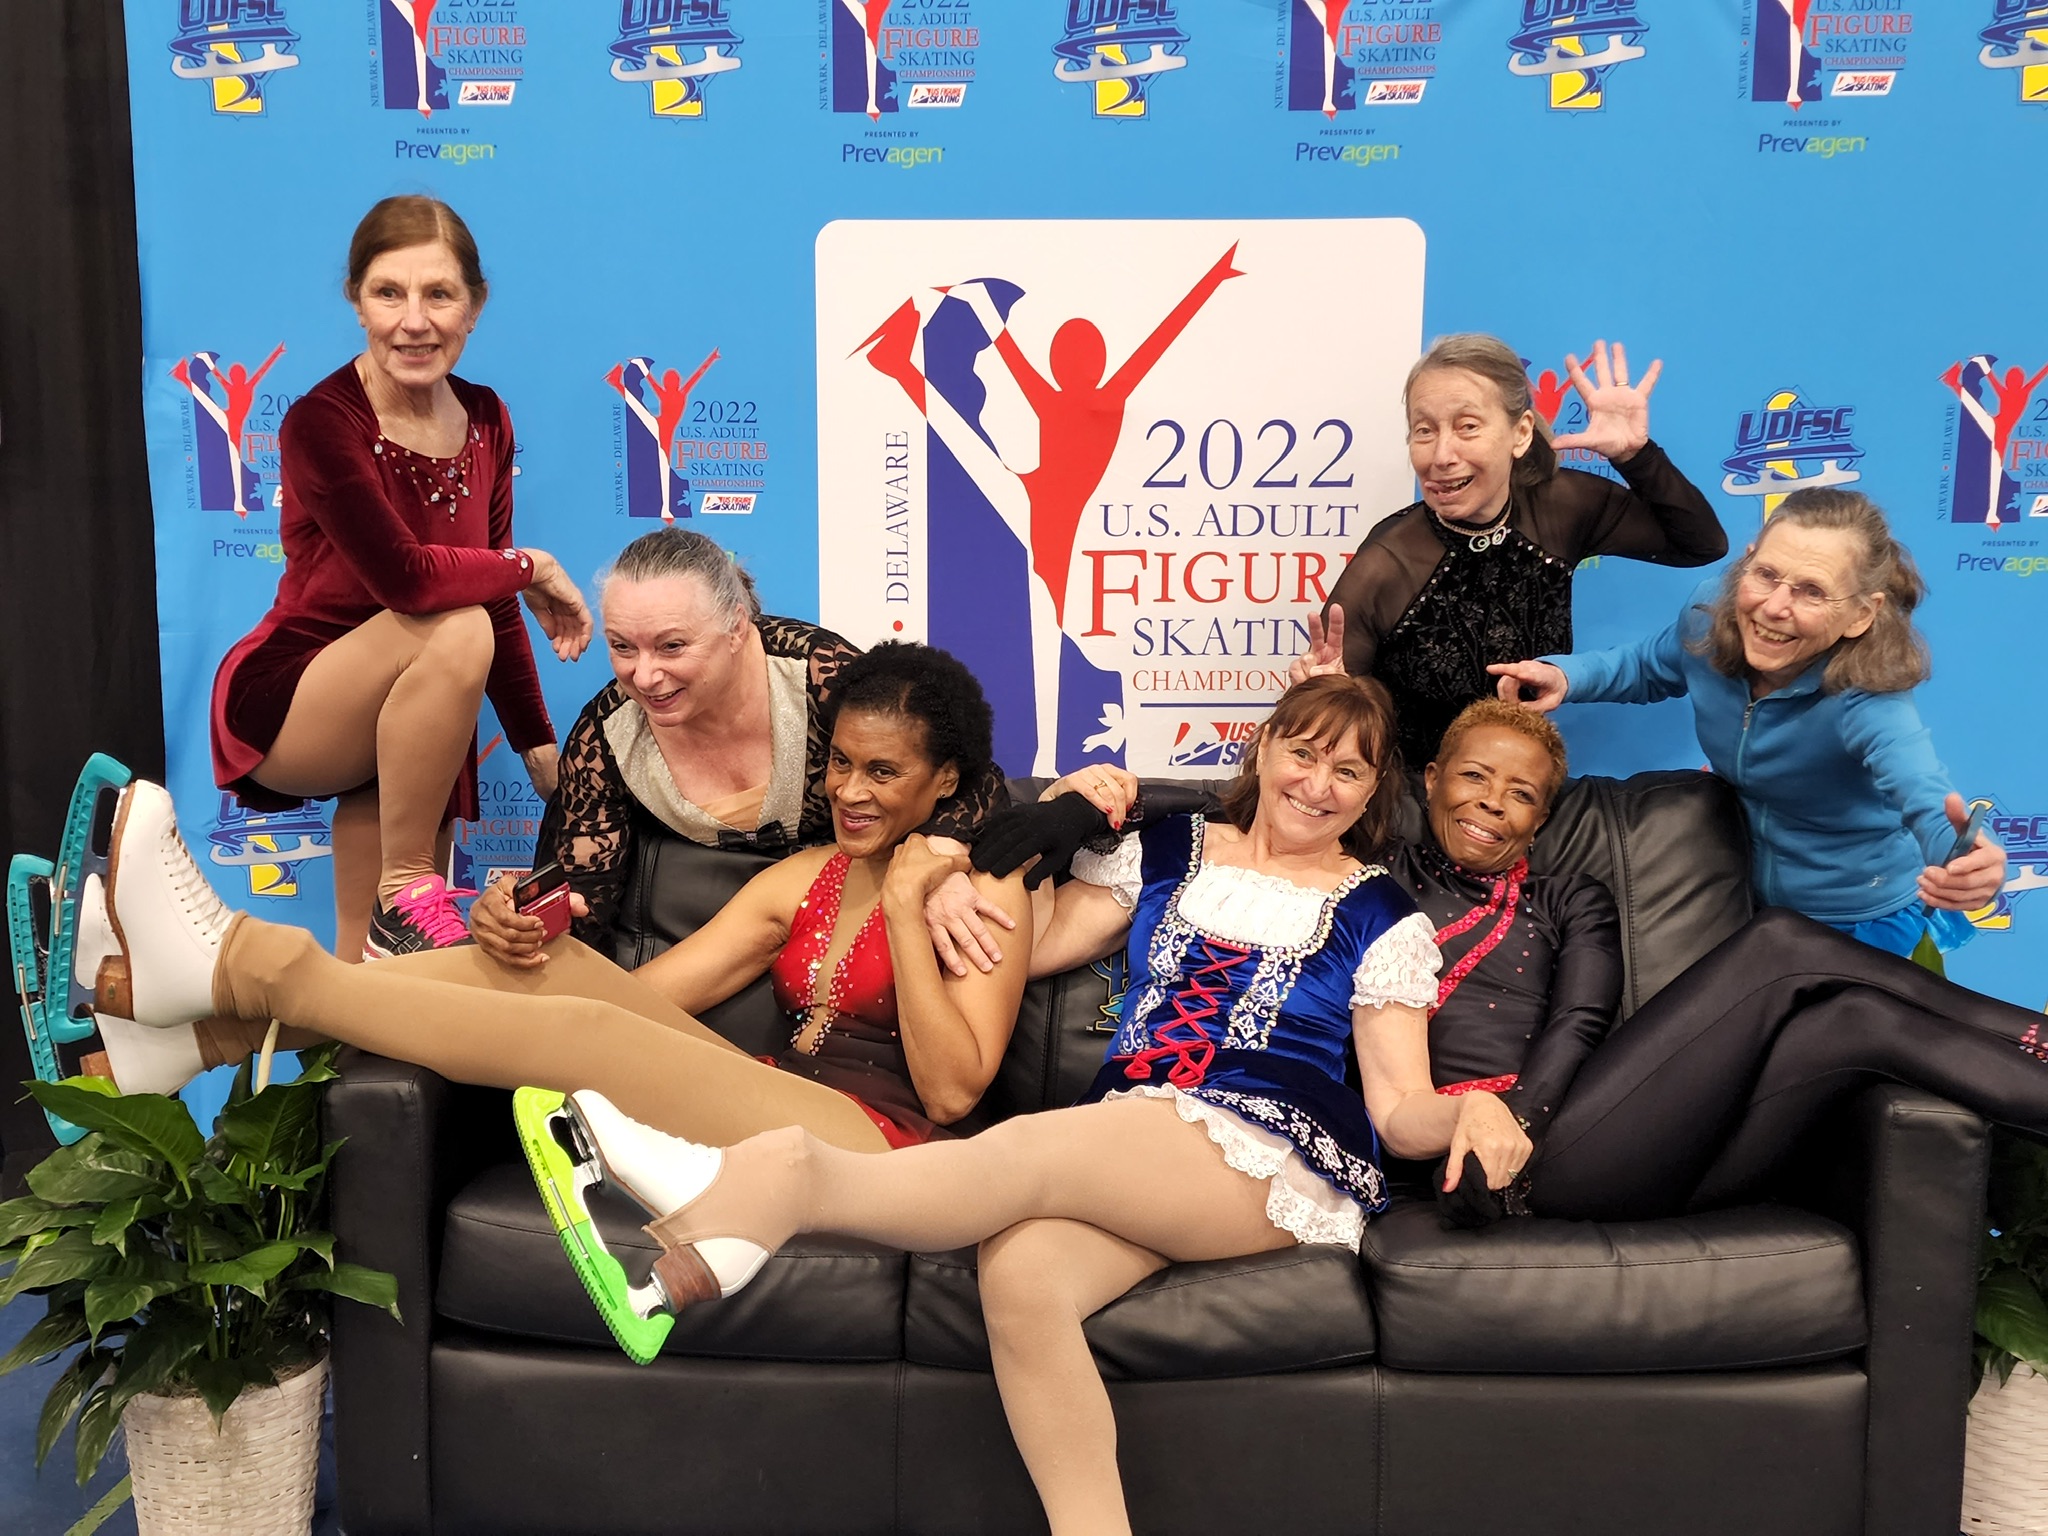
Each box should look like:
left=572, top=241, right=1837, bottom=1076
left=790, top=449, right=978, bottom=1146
left=979, top=1219, right=1168, bottom=1536
left=1531, top=908, right=2048, bottom=1220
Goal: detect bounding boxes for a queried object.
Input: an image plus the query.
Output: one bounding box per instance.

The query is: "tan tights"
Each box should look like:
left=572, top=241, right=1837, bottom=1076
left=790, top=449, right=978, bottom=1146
left=208, top=918, right=891, bottom=1153
left=247, top=606, right=494, bottom=946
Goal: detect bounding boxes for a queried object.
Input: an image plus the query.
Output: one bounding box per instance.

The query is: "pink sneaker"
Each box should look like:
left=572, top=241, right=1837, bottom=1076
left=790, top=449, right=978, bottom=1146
left=364, top=875, right=475, bottom=959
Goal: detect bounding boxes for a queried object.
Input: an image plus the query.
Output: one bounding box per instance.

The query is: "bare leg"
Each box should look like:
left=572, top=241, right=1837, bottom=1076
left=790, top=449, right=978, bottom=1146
left=980, top=1220, right=1168, bottom=1535
left=210, top=916, right=886, bottom=1151
left=328, top=787, right=379, bottom=962
left=251, top=607, right=492, bottom=904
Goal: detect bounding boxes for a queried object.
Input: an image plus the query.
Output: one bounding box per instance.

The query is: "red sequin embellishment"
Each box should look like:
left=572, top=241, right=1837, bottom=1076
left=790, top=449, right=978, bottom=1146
left=1431, top=859, right=1528, bottom=1015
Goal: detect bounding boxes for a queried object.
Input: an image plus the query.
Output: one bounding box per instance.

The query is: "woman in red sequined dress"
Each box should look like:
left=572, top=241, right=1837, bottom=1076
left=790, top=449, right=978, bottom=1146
left=209, top=196, right=591, bottom=962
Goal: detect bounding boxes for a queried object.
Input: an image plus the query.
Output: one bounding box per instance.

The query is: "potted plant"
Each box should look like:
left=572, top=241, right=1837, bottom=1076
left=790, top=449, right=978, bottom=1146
left=0, top=1045, right=397, bottom=1535
left=1964, top=1130, right=2048, bottom=1533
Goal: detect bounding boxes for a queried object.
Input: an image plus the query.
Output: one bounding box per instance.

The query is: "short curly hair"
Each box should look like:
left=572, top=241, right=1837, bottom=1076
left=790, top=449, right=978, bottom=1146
left=825, top=642, right=995, bottom=786
left=1432, top=699, right=1569, bottom=805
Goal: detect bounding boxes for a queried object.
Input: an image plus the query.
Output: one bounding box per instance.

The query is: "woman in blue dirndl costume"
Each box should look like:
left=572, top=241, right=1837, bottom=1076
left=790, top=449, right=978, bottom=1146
left=558, top=675, right=1532, bottom=1533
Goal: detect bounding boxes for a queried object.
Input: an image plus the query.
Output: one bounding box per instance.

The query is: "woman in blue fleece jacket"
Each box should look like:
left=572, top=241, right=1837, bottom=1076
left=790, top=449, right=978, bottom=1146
left=1490, top=487, right=2006, bottom=964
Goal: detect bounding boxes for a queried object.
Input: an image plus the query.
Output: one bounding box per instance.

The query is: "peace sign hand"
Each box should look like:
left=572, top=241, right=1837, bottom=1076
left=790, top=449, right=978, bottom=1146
left=1550, top=339, right=1662, bottom=465
left=1287, top=606, right=1348, bottom=688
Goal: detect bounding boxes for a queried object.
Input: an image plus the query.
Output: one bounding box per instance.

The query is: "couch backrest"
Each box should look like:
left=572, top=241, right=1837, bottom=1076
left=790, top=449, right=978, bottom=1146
left=608, top=770, right=1755, bottom=1121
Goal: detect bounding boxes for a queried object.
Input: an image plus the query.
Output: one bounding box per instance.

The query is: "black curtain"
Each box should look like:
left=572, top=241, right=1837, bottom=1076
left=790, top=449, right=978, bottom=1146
left=0, top=2, right=164, bottom=1190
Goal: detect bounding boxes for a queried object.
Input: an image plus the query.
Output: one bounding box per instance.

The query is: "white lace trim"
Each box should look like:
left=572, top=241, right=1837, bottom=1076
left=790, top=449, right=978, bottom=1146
left=1071, top=832, right=1143, bottom=909
left=1107, top=1083, right=1366, bottom=1251
left=1350, top=911, right=1442, bottom=1011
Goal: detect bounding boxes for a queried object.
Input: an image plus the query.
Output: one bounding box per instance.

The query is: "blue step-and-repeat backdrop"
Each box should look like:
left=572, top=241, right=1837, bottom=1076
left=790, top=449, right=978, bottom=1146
left=125, top=0, right=2046, bottom=1013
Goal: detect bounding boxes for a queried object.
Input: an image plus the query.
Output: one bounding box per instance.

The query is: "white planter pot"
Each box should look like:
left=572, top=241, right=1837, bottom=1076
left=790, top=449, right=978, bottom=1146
left=120, top=1355, right=327, bottom=1536
left=1964, top=1360, right=2048, bottom=1534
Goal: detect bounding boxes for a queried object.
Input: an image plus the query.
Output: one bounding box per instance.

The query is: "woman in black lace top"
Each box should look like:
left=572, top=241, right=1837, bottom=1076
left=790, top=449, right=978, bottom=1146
left=468, top=527, right=1006, bottom=960
left=1302, top=336, right=1726, bottom=766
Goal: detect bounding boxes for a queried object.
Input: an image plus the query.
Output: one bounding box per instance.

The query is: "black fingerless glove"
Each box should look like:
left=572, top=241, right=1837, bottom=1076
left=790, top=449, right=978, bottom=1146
left=1434, top=1151, right=1533, bottom=1231
left=970, top=794, right=1114, bottom=888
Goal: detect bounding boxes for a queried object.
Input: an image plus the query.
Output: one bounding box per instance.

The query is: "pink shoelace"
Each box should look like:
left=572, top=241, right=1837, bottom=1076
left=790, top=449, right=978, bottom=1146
left=389, top=875, right=475, bottom=947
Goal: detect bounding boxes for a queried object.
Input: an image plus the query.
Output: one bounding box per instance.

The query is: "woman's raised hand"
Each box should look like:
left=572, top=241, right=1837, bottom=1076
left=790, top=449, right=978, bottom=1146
left=1042, top=765, right=1140, bottom=826
left=1443, top=1091, right=1533, bottom=1192
left=519, top=549, right=594, bottom=662
left=1920, top=791, right=2009, bottom=912
left=1286, top=607, right=1347, bottom=688
left=469, top=871, right=588, bottom=970
left=1488, top=659, right=1569, bottom=712
left=1551, top=339, right=1661, bottom=464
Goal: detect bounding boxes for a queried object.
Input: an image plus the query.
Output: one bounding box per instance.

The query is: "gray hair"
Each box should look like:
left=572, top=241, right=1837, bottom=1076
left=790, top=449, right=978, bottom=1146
left=597, top=527, right=761, bottom=628
left=1403, top=333, right=1557, bottom=490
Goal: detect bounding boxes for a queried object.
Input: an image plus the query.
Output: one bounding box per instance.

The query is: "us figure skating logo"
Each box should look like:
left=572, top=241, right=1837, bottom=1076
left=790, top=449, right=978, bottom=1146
left=172, top=345, right=286, bottom=516
left=1165, top=717, right=1258, bottom=769
left=1506, top=0, right=1646, bottom=111
left=1980, top=1, right=2048, bottom=103
left=1721, top=390, right=1864, bottom=516
left=169, top=1, right=301, bottom=116
left=1283, top=1, right=1439, bottom=115
left=828, top=1, right=979, bottom=118
left=208, top=796, right=329, bottom=900
left=1941, top=355, right=2048, bottom=530
left=1743, top=0, right=1917, bottom=107
left=1053, top=0, right=1188, bottom=119
left=611, top=0, right=743, bottom=119
left=374, top=0, right=527, bottom=116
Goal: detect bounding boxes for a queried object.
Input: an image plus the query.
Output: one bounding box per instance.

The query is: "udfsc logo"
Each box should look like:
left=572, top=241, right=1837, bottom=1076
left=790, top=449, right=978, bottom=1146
left=1506, top=0, right=1647, bottom=112
left=1053, top=0, right=1189, bottom=119
left=611, top=0, right=743, bottom=119
left=169, top=1, right=301, bottom=115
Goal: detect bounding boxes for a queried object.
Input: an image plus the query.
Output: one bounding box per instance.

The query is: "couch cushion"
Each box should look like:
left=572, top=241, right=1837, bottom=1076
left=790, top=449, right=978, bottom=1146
left=1363, top=1200, right=1865, bottom=1373
left=437, top=1162, right=906, bottom=1362
left=905, top=1244, right=1376, bottom=1379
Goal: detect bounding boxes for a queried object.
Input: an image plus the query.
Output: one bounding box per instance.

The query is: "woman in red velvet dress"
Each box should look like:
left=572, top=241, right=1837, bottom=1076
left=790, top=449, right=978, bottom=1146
left=210, top=196, right=591, bottom=960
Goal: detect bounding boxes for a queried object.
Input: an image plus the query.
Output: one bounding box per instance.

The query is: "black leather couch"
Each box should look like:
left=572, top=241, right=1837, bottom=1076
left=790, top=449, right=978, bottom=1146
left=322, top=771, right=1987, bottom=1535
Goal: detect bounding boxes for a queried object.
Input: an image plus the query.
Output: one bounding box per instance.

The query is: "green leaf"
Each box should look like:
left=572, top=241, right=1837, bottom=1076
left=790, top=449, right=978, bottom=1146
left=1978, top=1266, right=2048, bottom=1373
left=89, top=1193, right=168, bottom=1256
left=0, top=1197, right=78, bottom=1246
left=25, top=1138, right=165, bottom=1207
left=73, top=1383, right=124, bottom=1486
left=0, top=1307, right=88, bottom=1377
left=0, top=1229, right=117, bottom=1306
left=288, top=1261, right=401, bottom=1321
left=62, top=1471, right=130, bottom=1536
left=220, top=1075, right=321, bottom=1170
left=35, top=1348, right=110, bottom=1469
left=27, top=1083, right=204, bottom=1170
left=83, top=1274, right=184, bottom=1341
left=185, top=1355, right=247, bottom=1427
left=190, top=1161, right=254, bottom=1209
left=107, top=1310, right=209, bottom=1413
left=187, top=1239, right=314, bottom=1295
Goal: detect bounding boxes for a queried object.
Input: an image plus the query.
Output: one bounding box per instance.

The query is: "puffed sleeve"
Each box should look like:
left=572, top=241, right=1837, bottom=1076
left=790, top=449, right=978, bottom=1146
left=1500, top=875, right=1622, bottom=1135
left=1351, top=910, right=1442, bottom=1011
left=1071, top=831, right=1143, bottom=909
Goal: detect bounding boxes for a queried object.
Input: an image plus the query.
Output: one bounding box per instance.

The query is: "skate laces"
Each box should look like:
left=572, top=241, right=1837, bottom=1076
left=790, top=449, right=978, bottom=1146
left=158, top=803, right=233, bottom=943
left=389, top=876, right=475, bottom=948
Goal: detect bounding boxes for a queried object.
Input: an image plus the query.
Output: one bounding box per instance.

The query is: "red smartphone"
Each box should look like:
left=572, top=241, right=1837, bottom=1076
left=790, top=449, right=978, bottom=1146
left=512, top=862, right=572, bottom=942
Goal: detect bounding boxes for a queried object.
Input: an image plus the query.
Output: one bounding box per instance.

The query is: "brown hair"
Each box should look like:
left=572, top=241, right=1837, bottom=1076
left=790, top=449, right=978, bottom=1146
left=344, top=196, right=487, bottom=304
left=1403, top=333, right=1556, bottom=491
left=1216, top=675, right=1405, bottom=862
left=1433, top=699, right=1569, bottom=806
left=1689, top=488, right=1930, bottom=694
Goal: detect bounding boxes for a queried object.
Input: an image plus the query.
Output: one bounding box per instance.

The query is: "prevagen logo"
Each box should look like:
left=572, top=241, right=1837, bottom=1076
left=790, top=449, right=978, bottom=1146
left=169, top=1, right=301, bottom=116
left=1940, top=354, right=2048, bottom=530
left=1053, top=0, right=1189, bottom=119
left=1962, top=798, right=2048, bottom=930
left=207, top=795, right=329, bottom=900
left=611, top=0, right=743, bottom=119
left=828, top=0, right=979, bottom=119
left=171, top=345, right=286, bottom=516
left=1980, top=1, right=2048, bottom=103
left=1165, top=716, right=1259, bottom=768
left=1506, top=0, right=1647, bottom=112
left=1283, top=1, right=1440, bottom=118
left=1720, top=390, right=1863, bottom=515
left=1744, top=1, right=1916, bottom=110
left=374, top=0, right=528, bottom=119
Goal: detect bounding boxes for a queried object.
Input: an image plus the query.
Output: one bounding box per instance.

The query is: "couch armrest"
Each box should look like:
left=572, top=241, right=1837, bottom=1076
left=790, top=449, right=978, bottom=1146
left=1793, top=1084, right=1987, bottom=1536
left=322, top=1050, right=515, bottom=1534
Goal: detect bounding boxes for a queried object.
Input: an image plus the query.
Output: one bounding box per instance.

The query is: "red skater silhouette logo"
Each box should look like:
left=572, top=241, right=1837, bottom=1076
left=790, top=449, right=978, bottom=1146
left=1943, top=354, right=2048, bottom=529
left=172, top=343, right=286, bottom=516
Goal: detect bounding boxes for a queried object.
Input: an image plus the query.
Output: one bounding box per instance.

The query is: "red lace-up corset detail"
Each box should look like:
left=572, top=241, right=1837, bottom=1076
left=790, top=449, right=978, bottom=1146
left=1124, top=938, right=1251, bottom=1089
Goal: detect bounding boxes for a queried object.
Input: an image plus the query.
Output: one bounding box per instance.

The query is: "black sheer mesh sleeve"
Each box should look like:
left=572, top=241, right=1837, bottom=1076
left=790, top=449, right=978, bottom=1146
left=1325, top=508, right=1449, bottom=678
left=1525, top=442, right=1727, bottom=569
left=1502, top=874, right=1623, bottom=1136
left=536, top=682, right=636, bottom=944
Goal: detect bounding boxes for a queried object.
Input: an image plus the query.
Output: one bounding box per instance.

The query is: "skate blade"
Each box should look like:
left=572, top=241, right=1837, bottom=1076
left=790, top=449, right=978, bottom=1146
left=47, top=755, right=132, bottom=1043
left=512, top=1087, right=674, bottom=1366
left=8, top=854, right=88, bottom=1145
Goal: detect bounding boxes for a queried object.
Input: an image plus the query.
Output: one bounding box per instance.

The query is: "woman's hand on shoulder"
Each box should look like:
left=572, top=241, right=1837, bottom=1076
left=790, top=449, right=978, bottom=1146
left=922, top=839, right=1020, bottom=977
left=1444, top=1091, right=1533, bottom=1192
left=469, top=871, right=588, bottom=970
left=1920, top=791, right=2008, bottom=911
left=1550, top=339, right=1660, bottom=464
left=519, top=548, right=594, bottom=662
left=1488, top=659, right=1568, bottom=712
left=885, top=833, right=970, bottom=916
left=1041, top=765, right=1140, bottom=825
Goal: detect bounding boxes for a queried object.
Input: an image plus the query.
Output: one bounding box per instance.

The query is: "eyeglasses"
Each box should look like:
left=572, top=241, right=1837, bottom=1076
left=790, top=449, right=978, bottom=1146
left=1738, top=561, right=1857, bottom=616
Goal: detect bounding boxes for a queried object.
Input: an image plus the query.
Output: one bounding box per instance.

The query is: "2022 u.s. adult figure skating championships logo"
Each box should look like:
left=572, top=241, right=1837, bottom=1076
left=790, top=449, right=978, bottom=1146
left=611, top=0, right=743, bottom=119
left=827, top=1, right=980, bottom=118
left=1053, top=1, right=1189, bottom=120
left=816, top=219, right=1422, bottom=776
left=168, top=1, right=301, bottom=116
left=373, top=0, right=527, bottom=117
left=1281, top=1, right=1441, bottom=115
left=1505, top=0, right=1647, bottom=112
left=1940, top=354, right=2048, bottom=532
left=1741, top=0, right=1919, bottom=108
left=607, top=351, right=766, bottom=520
left=171, top=344, right=288, bottom=516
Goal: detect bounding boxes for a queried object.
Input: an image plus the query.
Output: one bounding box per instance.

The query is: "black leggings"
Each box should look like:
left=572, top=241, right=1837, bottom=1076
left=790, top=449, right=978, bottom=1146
left=1529, top=908, right=2045, bottom=1221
